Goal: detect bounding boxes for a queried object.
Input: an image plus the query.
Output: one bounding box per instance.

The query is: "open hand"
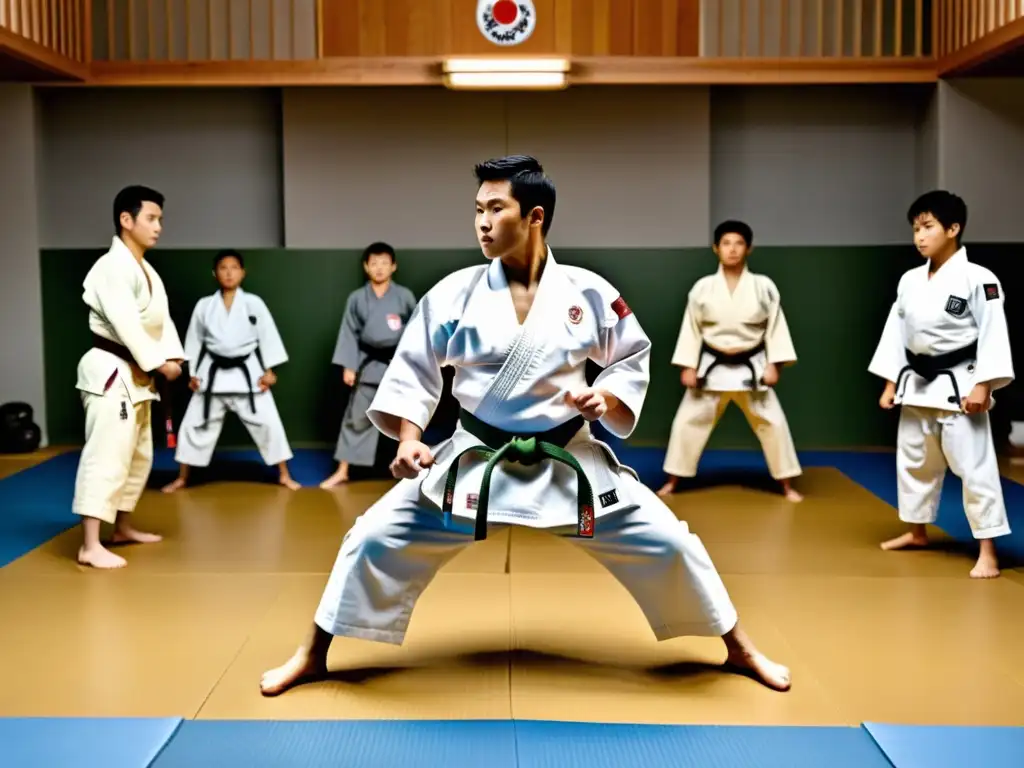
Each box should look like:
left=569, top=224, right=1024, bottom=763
left=390, top=440, right=435, bottom=479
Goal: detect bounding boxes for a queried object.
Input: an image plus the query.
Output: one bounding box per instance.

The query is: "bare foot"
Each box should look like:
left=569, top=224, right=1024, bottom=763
left=782, top=486, right=803, bottom=502
left=970, top=542, right=1000, bottom=579
left=279, top=475, right=302, bottom=491
left=260, top=648, right=328, bottom=696
left=111, top=527, right=163, bottom=545
left=161, top=477, right=187, bottom=493
left=725, top=649, right=792, bottom=692
left=77, top=544, right=127, bottom=569
left=880, top=531, right=928, bottom=551
left=319, top=468, right=349, bottom=489
left=656, top=480, right=676, bottom=498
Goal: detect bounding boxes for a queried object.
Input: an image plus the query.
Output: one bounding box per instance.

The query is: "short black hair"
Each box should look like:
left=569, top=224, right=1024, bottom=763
left=474, top=155, right=556, bottom=236
left=113, top=185, right=164, bottom=235
left=907, top=190, right=967, bottom=245
left=213, top=248, right=244, bottom=269
left=362, top=241, right=396, bottom=264
left=714, top=219, right=753, bottom=247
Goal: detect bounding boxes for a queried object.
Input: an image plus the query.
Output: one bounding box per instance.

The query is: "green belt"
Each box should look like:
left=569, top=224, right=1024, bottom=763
left=442, top=409, right=595, bottom=541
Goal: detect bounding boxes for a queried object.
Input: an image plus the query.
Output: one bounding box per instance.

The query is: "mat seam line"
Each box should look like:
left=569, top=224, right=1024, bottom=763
left=144, top=718, right=186, bottom=768
left=859, top=724, right=899, bottom=768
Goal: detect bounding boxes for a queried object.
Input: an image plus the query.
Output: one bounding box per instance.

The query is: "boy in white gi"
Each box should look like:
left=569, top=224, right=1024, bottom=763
left=73, top=186, right=185, bottom=569
left=658, top=221, right=802, bottom=502
left=261, top=156, right=791, bottom=696
left=162, top=249, right=299, bottom=492
left=870, top=190, right=1013, bottom=578
left=320, top=242, right=417, bottom=488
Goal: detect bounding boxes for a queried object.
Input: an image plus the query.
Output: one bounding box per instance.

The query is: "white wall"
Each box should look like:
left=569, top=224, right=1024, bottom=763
left=0, top=86, right=47, bottom=444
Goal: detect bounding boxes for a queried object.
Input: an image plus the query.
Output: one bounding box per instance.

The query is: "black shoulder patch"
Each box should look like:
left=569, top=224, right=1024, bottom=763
left=984, top=283, right=1000, bottom=301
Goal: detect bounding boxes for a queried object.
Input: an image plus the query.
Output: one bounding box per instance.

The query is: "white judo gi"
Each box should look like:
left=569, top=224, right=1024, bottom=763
left=663, top=266, right=801, bottom=480
left=868, top=247, right=1013, bottom=539
left=314, top=251, right=738, bottom=645
left=175, top=288, right=293, bottom=468
left=72, top=236, right=185, bottom=525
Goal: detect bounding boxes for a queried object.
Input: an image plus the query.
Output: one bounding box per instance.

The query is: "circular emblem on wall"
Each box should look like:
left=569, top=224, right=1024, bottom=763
left=476, top=0, right=536, bottom=46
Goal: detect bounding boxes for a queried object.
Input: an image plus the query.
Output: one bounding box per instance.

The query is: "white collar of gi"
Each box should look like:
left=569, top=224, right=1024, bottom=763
left=487, top=245, right=557, bottom=290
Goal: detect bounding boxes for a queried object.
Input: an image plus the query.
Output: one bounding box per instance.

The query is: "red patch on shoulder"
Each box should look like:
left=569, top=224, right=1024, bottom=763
left=611, top=296, right=632, bottom=319
left=568, top=305, right=583, bottom=324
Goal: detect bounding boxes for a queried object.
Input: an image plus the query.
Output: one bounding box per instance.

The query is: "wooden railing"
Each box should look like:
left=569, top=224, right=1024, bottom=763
left=936, top=0, right=1023, bottom=56
left=702, top=0, right=933, bottom=58
left=0, top=0, right=90, bottom=63
left=91, top=0, right=318, bottom=62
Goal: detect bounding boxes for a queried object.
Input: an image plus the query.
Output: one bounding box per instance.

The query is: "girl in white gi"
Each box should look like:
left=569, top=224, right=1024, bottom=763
left=658, top=221, right=802, bottom=502
left=162, top=250, right=300, bottom=492
left=321, top=243, right=417, bottom=488
left=870, top=190, right=1013, bottom=579
left=73, top=186, right=185, bottom=569
left=261, top=156, right=791, bottom=696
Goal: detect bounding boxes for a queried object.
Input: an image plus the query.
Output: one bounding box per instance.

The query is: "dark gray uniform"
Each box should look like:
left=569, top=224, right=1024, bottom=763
left=332, top=281, right=417, bottom=465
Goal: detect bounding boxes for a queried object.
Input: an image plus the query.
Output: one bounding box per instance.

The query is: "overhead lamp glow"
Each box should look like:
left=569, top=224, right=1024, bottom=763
left=442, top=57, right=570, bottom=90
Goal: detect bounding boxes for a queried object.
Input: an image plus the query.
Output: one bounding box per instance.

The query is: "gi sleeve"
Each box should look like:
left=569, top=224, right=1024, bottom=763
left=589, top=294, right=651, bottom=439
left=252, top=297, right=289, bottom=369
left=970, top=275, right=1014, bottom=391
left=181, top=301, right=204, bottom=374
left=366, top=294, right=449, bottom=440
left=669, top=290, right=702, bottom=369
left=762, top=278, right=797, bottom=365
left=87, top=264, right=167, bottom=373
left=332, top=291, right=363, bottom=370
left=867, top=278, right=908, bottom=384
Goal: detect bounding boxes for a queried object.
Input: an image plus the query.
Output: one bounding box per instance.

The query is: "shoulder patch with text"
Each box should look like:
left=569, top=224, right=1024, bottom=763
left=984, top=283, right=1000, bottom=301
left=610, top=296, right=632, bottom=319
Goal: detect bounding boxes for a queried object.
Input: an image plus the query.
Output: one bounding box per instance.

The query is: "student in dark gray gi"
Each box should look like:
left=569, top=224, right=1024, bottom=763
left=321, top=242, right=417, bottom=488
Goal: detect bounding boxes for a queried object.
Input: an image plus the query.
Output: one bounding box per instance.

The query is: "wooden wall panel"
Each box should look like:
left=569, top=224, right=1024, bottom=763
left=320, top=0, right=700, bottom=58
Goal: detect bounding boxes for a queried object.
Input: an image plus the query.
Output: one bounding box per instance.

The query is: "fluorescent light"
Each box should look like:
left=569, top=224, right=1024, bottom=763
left=443, top=57, right=569, bottom=74
left=444, top=71, right=567, bottom=90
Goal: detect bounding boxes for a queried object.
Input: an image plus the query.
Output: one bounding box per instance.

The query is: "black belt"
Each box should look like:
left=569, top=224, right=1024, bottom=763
left=92, top=333, right=177, bottom=448
left=442, top=409, right=592, bottom=542
left=895, top=341, right=977, bottom=405
left=195, top=345, right=266, bottom=424
left=696, top=340, right=766, bottom=389
left=357, top=341, right=397, bottom=372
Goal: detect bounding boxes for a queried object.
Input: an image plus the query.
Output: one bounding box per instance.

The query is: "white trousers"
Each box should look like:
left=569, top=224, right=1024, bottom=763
left=897, top=406, right=1011, bottom=540
left=663, top=389, right=801, bottom=480
left=72, top=379, right=153, bottom=525
left=175, top=390, right=293, bottom=468
left=314, top=472, right=738, bottom=645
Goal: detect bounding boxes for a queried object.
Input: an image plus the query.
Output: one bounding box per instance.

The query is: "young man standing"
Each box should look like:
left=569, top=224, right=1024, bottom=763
left=162, top=249, right=300, bottom=492
left=72, top=185, right=185, bottom=569
left=261, top=156, right=790, bottom=696
left=320, top=242, right=417, bottom=488
left=870, top=190, right=1013, bottom=578
left=658, top=221, right=802, bottom=501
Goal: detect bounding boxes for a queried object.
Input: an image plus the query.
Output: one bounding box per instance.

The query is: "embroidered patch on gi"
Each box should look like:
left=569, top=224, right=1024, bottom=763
left=386, top=314, right=403, bottom=331
left=466, top=493, right=479, bottom=510
left=984, top=283, right=1000, bottom=301
left=599, top=489, right=619, bottom=508
left=579, top=505, right=595, bottom=537
left=945, top=295, right=967, bottom=317
left=568, top=305, right=583, bottom=324
left=248, top=315, right=257, bottom=325
left=611, top=296, right=632, bottom=319
left=120, top=401, right=128, bottom=421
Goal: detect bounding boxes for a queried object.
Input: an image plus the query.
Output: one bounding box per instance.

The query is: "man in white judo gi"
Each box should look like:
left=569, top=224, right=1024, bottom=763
left=870, top=190, right=1013, bottom=579
left=162, top=249, right=300, bottom=492
left=72, top=185, right=185, bottom=569
left=260, top=155, right=791, bottom=695
left=657, top=221, right=803, bottom=502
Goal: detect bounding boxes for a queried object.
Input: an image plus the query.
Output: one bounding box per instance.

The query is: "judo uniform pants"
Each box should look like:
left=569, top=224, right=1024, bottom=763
left=175, top=390, right=293, bottom=467
left=897, top=405, right=1011, bottom=539
left=314, top=472, right=738, bottom=645
left=663, top=388, right=801, bottom=480
left=72, top=378, right=153, bottom=525
left=334, top=381, right=380, bottom=466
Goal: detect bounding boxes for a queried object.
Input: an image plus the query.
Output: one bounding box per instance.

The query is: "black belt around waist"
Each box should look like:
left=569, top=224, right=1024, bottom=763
left=895, top=341, right=978, bottom=405
left=696, top=340, right=766, bottom=389
left=198, top=348, right=263, bottom=423
left=442, top=409, right=593, bottom=542
left=92, top=333, right=176, bottom=448
left=357, top=342, right=397, bottom=373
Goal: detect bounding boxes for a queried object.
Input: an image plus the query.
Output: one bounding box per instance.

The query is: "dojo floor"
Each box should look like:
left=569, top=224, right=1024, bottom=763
left=2, top=445, right=1024, bottom=768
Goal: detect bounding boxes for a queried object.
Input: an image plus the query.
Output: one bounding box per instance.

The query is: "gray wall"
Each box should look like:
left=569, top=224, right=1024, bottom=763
left=0, top=86, right=47, bottom=443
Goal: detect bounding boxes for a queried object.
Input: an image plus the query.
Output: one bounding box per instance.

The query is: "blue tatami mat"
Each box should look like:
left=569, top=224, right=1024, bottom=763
left=513, top=722, right=892, bottom=768
left=0, top=451, right=82, bottom=567
left=864, top=722, right=1024, bottom=768
left=149, top=719, right=518, bottom=768
left=0, top=717, right=181, bottom=768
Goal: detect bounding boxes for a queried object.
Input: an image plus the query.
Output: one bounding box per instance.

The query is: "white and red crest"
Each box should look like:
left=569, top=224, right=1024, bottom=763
left=476, top=0, right=536, bottom=47
left=386, top=313, right=403, bottom=332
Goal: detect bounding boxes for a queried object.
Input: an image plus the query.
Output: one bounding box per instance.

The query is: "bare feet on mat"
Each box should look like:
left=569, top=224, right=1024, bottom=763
left=781, top=480, right=803, bottom=502
left=112, top=524, right=163, bottom=545
left=970, top=541, right=1000, bottom=579
left=319, top=466, right=349, bottom=489
left=880, top=530, right=928, bottom=551
left=161, top=477, right=186, bottom=493
left=725, top=649, right=792, bottom=692
left=279, top=475, right=302, bottom=491
left=656, top=479, right=676, bottom=497
left=77, top=544, right=127, bottom=569
left=260, top=648, right=327, bottom=696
